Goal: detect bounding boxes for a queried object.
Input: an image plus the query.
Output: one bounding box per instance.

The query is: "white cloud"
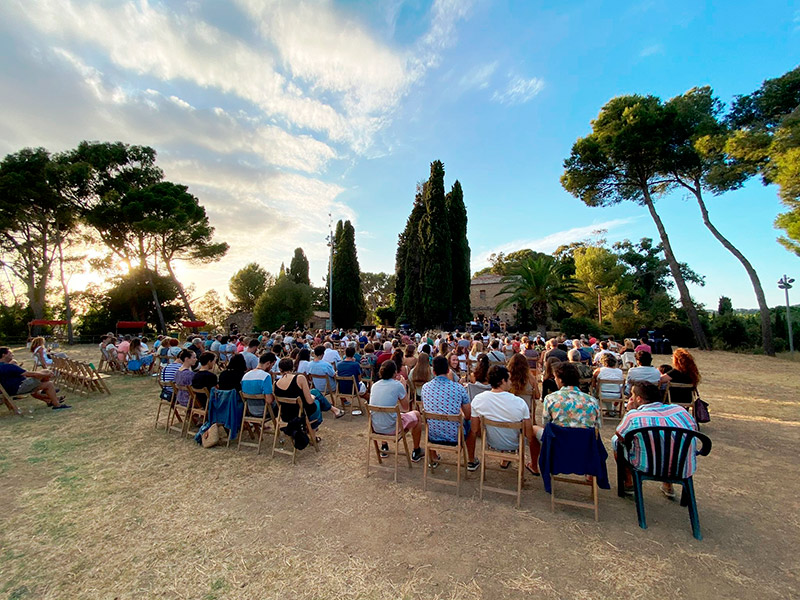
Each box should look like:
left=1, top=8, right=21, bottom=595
left=459, top=61, right=498, bottom=90
left=639, top=43, right=664, bottom=57
left=471, top=218, right=638, bottom=273
left=492, top=75, right=545, bottom=105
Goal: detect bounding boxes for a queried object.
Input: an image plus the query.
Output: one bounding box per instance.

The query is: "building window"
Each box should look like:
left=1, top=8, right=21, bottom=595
left=479, top=290, right=486, bottom=300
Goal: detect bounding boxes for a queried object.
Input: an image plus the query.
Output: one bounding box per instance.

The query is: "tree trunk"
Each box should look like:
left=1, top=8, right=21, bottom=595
left=138, top=239, right=166, bottom=334
left=163, top=256, right=196, bottom=321
left=642, top=189, right=710, bottom=350
left=690, top=187, right=774, bottom=355
left=55, top=228, right=74, bottom=344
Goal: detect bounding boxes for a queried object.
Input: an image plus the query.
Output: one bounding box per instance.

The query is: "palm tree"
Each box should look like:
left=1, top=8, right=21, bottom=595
left=495, top=256, right=581, bottom=334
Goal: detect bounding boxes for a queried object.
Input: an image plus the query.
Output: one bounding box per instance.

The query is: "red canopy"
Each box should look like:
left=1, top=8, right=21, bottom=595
left=181, top=321, right=206, bottom=328
left=28, top=319, right=68, bottom=326
left=116, top=321, right=147, bottom=329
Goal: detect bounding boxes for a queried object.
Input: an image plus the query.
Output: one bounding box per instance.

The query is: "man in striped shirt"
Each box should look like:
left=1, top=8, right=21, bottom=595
left=613, top=382, right=697, bottom=499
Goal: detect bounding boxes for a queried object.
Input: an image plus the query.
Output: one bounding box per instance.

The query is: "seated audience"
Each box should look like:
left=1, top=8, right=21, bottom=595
left=308, top=345, right=336, bottom=393
left=273, top=358, right=337, bottom=431
left=421, top=355, right=473, bottom=466
left=191, top=352, right=219, bottom=407
left=369, top=360, right=424, bottom=462
left=241, top=339, right=260, bottom=371
left=567, top=349, right=593, bottom=392
left=659, top=348, right=701, bottom=406
left=294, top=348, right=312, bottom=375
left=620, top=339, right=637, bottom=369
left=173, top=349, right=197, bottom=406
left=241, top=352, right=277, bottom=418
left=445, top=351, right=461, bottom=382
left=613, top=382, right=697, bottom=499
left=534, top=362, right=602, bottom=472
left=408, top=352, right=432, bottom=402
left=541, top=357, right=561, bottom=397
left=0, top=347, right=69, bottom=409
left=592, top=353, right=624, bottom=406
left=218, top=353, right=247, bottom=391
left=634, top=337, right=652, bottom=354
left=508, top=352, right=539, bottom=409
left=486, top=340, right=506, bottom=364
left=336, top=346, right=368, bottom=398
left=625, top=350, right=661, bottom=394
left=470, top=365, right=536, bottom=473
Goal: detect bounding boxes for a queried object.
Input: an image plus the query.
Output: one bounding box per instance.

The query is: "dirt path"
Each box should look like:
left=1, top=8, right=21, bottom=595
left=1, top=348, right=798, bottom=599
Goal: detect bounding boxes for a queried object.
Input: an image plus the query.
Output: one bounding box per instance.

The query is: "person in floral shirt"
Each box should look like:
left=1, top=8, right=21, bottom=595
left=536, top=362, right=602, bottom=431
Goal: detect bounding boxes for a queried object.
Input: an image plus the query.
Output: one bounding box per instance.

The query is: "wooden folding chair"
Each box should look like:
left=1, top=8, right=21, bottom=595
left=550, top=468, right=600, bottom=522
left=167, top=384, right=191, bottom=436
left=665, top=382, right=697, bottom=417
left=272, top=397, right=319, bottom=464
left=335, top=375, right=365, bottom=418
left=155, top=381, right=176, bottom=431
left=364, top=403, right=412, bottom=482
left=361, top=364, right=374, bottom=393
left=0, top=382, right=24, bottom=416
left=479, top=418, right=525, bottom=508
left=86, top=363, right=111, bottom=394
left=421, top=409, right=468, bottom=496
left=239, top=392, right=276, bottom=454
left=310, top=373, right=336, bottom=405
left=185, top=387, right=211, bottom=440
left=594, top=378, right=626, bottom=419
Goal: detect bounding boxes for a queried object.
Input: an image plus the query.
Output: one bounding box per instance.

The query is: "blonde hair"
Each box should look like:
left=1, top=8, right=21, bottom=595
left=30, top=337, right=45, bottom=353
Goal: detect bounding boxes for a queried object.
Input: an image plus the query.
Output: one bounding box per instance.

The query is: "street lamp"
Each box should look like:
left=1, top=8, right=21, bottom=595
left=595, top=285, right=603, bottom=325
left=327, top=213, right=334, bottom=331
left=778, top=274, right=795, bottom=354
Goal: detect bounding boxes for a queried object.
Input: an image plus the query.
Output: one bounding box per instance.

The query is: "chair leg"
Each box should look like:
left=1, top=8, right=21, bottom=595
left=516, top=456, right=523, bottom=508
left=683, top=478, right=702, bottom=540
left=550, top=476, right=555, bottom=513
left=616, top=452, right=627, bottom=498
left=592, top=476, right=599, bottom=522
left=366, top=436, right=372, bottom=477
left=633, top=472, right=647, bottom=530
left=422, top=437, right=428, bottom=491
left=393, top=436, right=399, bottom=483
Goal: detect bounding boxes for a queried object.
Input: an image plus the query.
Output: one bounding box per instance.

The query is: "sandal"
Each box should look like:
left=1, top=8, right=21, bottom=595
left=334, top=409, right=346, bottom=419
left=500, top=460, right=511, bottom=469
left=525, top=463, right=541, bottom=477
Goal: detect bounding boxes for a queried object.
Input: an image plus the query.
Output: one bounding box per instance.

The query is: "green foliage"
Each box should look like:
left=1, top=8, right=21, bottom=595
left=361, top=272, right=396, bottom=322
left=288, top=248, right=310, bottom=286
left=419, top=160, right=452, bottom=327
left=657, top=319, right=698, bottom=348
left=331, top=220, right=366, bottom=328
left=253, top=278, right=313, bottom=331
left=375, top=305, right=396, bottom=326
left=711, top=313, right=750, bottom=350
left=229, top=263, right=272, bottom=312
left=396, top=186, right=425, bottom=326
left=475, top=249, right=553, bottom=277
left=559, top=316, right=600, bottom=338
left=75, top=269, right=183, bottom=334
left=446, top=180, right=472, bottom=324
left=572, top=245, right=629, bottom=318
left=194, top=290, right=228, bottom=332
left=718, top=296, right=733, bottom=315
left=0, top=302, right=33, bottom=342
left=496, top=256, right=581, bottom=333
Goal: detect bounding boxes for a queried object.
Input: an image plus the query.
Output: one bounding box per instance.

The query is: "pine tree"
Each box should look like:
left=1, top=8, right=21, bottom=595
left=289, top=247, right=310, bottom=285
left=331, top=220, right=366, bottom=328
left=446, top=180, right=471, bottom=325
left=419, top=161, right=452, bottom=327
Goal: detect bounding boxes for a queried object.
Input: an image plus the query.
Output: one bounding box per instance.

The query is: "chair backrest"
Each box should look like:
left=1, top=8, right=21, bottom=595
left=158, top=380, right=175, bottom=401
left=480, top=417, right=524, bottom=451
left=421, top=409, right=464, bottom=445
left=335, top=375, right=358, bottom=396
left=665, top=382, right=696, bottom=406
left=621, top=426, right=711, bottom=479
left=275, top=396, right=303, bottom=424
left=365, top=403, right=403, bottom=435
left=310, top=373, right=333, bottom=394
left=596, top=378, right=624, bottom=399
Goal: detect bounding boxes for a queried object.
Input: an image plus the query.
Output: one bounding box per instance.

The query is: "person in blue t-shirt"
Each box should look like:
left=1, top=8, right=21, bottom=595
left=240, top=352, right=277, bottom=418
left=336, top=346, right=368, bottom=398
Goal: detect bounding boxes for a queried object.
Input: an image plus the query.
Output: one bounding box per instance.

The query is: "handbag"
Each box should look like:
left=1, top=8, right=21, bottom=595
left=201, top=423, right=222, bottom=448
left=694, top=396, right=710, bottom=423
left=159, top=386, right=173, bottom=401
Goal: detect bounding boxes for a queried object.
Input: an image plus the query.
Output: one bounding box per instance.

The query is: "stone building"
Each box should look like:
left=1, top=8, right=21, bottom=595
left=469, top=274, right=516, bottom=324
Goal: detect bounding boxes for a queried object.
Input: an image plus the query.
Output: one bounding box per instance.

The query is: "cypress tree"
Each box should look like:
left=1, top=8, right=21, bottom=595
left=331, top=219, right=366, bottom=328
left=289, top=247, right=310, bottom=285
left=446, top=180, right=471, bottom=325
left=419, top=160, right=452, bottom=327
left=400, top=185, right=426, bottom=326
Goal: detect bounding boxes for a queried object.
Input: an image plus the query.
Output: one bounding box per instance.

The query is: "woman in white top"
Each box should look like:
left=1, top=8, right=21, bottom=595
left=469, top=341, right=484, bottom=363
left=620, top=339, right=636, bottom=369
left=591, top=353, right=624, bottom=409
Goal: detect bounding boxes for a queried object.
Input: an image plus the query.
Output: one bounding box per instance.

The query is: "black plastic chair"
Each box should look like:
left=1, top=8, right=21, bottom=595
left=616, top=426, right=712, bottom=540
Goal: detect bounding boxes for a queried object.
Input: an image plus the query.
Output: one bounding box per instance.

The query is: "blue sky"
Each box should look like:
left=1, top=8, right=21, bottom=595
left=0, top=0, right=798, bottom=310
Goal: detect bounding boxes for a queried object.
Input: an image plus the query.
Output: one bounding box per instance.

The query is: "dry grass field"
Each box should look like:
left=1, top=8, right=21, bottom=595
left=1, top=346, right=798, bottom=600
